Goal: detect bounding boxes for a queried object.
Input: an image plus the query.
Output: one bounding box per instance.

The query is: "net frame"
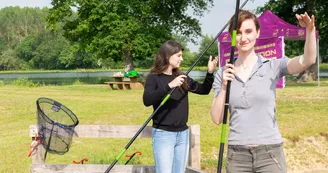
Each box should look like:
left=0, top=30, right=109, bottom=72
left=36, top=97, right=79, bottom=156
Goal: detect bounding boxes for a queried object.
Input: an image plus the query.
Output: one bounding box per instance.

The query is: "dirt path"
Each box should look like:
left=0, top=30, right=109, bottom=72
left=284, top=135, right=328, bottom=173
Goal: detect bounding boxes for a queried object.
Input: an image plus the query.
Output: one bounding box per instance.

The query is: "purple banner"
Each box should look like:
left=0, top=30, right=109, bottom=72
left=218, top=10, right=319, bottom=42
left=219, top=37, right=285, bottom=88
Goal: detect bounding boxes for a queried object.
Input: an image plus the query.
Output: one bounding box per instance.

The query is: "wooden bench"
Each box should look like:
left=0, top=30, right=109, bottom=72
left=104, top=81, right=131, bottom=90
left=29, top=125, right=202, bottom=173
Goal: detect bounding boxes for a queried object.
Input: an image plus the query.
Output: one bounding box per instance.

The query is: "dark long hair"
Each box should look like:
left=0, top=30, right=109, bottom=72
left=150, top=40, right=188, bottom=91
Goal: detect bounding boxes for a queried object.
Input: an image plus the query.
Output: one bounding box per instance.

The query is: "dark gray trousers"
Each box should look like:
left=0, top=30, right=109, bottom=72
left=226, top=143, right=287, bottom=173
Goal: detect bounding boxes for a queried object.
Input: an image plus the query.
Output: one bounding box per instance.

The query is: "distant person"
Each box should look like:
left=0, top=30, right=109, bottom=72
left=211, top=10, right=316, bottom=172
left=143, top=40, right=218, bottom=173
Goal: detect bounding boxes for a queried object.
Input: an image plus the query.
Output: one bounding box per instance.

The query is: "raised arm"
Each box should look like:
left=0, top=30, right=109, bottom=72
left=287, top=12, right=316, bottom=75
left=188, top=56, right=218, bottom=94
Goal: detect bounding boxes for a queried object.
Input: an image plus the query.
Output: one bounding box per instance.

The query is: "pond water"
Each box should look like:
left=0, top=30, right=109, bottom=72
left=0, top=71, right=208, bottom=85
left=2, top=70, right=325, bottom=86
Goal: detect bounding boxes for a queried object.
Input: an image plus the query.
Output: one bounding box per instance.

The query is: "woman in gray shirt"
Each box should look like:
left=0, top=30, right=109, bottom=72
left=211, top=10, right=316, bottom=172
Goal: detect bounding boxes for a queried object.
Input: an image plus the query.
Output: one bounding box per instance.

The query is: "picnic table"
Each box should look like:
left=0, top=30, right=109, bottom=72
left=104, top=76, right=144, bottom=90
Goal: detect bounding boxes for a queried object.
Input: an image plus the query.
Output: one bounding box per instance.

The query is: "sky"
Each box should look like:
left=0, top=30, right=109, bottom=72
left=0, top=0, right=269, bottom=52
left=187, top=0, right=270, bottom=52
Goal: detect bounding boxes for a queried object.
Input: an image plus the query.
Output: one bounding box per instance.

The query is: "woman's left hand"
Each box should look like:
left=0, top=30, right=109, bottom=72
left=296, top=12, right=315, bottom=31
left=208, top=56, right=219, bottom=73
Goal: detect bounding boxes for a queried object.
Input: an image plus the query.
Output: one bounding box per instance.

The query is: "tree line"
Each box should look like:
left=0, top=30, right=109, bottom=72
left=0, top=1, right=217, bottom=71
left=1, top=0, right=326, bottom=82
left=0, top=6, right=96, bottom=70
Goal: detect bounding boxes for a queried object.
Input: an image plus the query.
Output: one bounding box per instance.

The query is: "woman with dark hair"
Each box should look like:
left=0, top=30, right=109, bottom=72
left=143, top=40, right=218, bottom=173
left=211, top=10, right=316, bottom=172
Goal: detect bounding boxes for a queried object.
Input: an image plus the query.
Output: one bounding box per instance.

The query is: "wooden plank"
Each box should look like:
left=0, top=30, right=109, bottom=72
left=30, top=125, right=153, bottom=138
left=30, top=164, right=204, bottom=173
left=30, top=164, right=156, bottom=173
left=104, top=82, right=130, bottom=84
left=186, top=166, right=206, bottom=173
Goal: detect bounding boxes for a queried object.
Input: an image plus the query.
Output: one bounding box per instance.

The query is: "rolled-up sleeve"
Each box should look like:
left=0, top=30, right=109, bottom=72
left=271, top=56, right=290, bottom=79
left=279, top=56, right=290, bottom=78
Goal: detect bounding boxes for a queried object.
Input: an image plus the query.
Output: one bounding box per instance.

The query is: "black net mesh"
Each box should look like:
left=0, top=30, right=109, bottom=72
left=37, top=97, right=79, bottom=155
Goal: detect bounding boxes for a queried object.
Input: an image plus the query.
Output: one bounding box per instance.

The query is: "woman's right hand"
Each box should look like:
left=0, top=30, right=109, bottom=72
left=168, top=75, right=187, bottom=88
left=222, top=63, right=235, bottom=89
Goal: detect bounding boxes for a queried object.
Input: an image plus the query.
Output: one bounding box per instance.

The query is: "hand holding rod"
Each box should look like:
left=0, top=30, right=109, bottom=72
left=217, top=0, right=241, bottom=172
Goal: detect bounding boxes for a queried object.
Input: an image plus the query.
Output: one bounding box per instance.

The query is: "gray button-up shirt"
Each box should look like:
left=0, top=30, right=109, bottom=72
left=213, top=55, right=290, bottom=145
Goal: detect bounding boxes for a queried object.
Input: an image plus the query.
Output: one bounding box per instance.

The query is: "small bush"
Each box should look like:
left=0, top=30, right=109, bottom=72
left=73, top=79, right=84, bottom=85
left=10, top=77, right=40, bottom=87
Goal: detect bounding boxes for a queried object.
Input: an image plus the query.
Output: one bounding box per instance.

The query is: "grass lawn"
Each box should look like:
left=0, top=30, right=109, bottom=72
left=0, top=79, right=327, bottom=173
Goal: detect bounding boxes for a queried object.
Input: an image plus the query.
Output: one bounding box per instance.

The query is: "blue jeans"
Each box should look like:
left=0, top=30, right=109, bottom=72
left=152, top=128, right=189, bottom=173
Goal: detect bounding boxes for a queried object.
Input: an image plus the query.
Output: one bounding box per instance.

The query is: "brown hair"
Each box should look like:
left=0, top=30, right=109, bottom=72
left=228, top=9, right=260, bottom=35
left=150, top=40, right=188, bottom=91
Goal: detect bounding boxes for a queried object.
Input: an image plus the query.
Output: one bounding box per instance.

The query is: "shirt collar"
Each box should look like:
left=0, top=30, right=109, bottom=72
left=234, top=54, right=269, bottom=66
left=257, top=54, right=269, bottom=65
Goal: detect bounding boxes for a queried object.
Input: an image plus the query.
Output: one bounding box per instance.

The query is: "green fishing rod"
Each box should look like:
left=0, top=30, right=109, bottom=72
left=217, top=0, right=241, bottom=172
left=105, top=0, right=250, bottom=172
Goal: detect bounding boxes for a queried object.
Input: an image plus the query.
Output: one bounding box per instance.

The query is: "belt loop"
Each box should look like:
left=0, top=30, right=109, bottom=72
left=266, top=144, right=269, bottom=151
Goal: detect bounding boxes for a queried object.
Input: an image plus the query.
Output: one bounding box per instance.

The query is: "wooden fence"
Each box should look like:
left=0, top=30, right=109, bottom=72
left=29, top=125, right=203, bottom=173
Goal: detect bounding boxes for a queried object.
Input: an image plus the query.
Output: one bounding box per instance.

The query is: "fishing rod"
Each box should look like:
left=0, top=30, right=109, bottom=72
left=105, top=0, right=251, bottom=172
left=217, top=0, right=241, bottom=172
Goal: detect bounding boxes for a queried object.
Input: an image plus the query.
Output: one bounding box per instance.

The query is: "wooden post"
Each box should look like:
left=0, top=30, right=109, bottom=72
left=188, top=125, right=201, bottom=169
left=29, top=126, right=45, bottom=164
left=128, top=77, right=138, bottom=89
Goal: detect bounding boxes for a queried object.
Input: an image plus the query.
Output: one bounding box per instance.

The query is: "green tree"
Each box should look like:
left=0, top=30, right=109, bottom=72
left=257, top=0, right=327, bottom=81
left=31, top=31, right=69, bottom=69
left=14, top=28, right=96, bottom=70
left=0, top=37, right=6, bottom=53
left=181, top=50, right=198, bottom=67
left=0, top=6, right=63, bottom=70
left=59, top=43, right=98, bottom=69
left=47, top=0, right=213, bottom=71
left=197, top=34, right=218, bottom=66
left=0, top=49, right=27, bottom=70
left=15, top=31, right=68, bottom=69
left=172, top=34, right=197, bottom=67
left=14, top=35, right=38, bottom=62
left=0, top=6, right=48, bottom=48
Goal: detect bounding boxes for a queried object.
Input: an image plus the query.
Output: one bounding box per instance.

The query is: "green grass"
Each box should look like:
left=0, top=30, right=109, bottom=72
left=0, top=79, right=328, bottom=172
left=320, top=63, right=328, bottom=72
